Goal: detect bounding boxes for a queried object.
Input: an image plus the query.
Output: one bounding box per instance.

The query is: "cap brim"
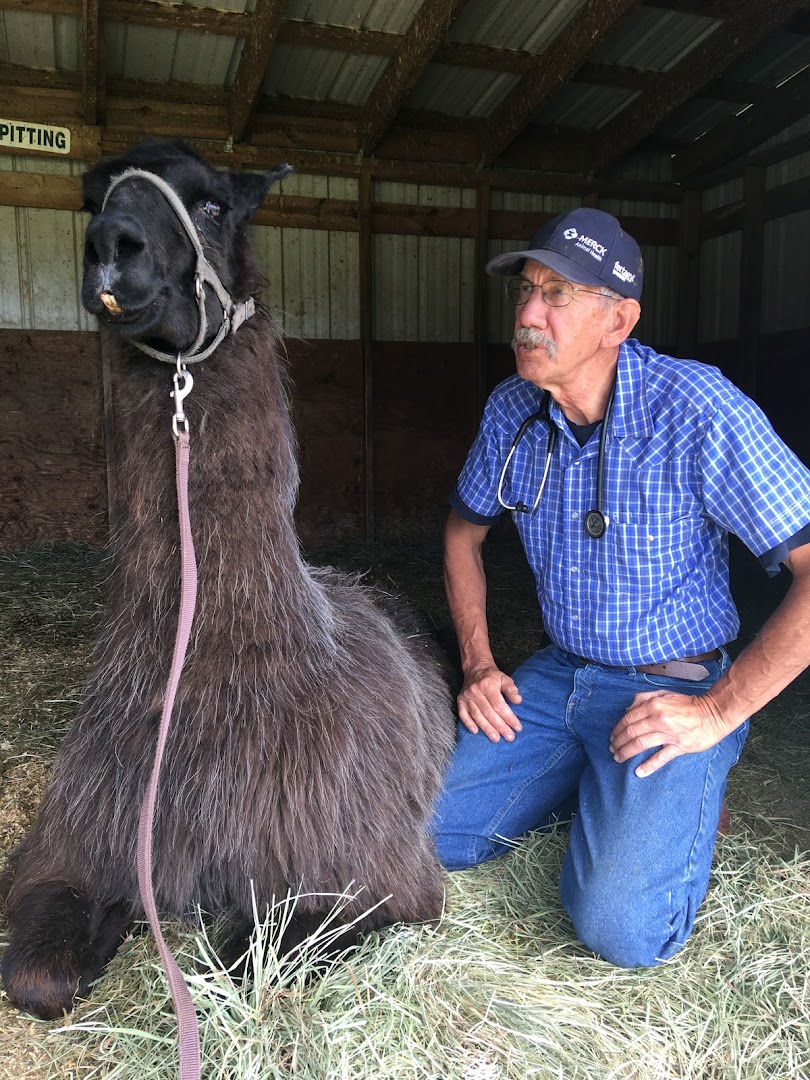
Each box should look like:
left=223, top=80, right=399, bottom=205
left=485, top=248, right=607, bottom=290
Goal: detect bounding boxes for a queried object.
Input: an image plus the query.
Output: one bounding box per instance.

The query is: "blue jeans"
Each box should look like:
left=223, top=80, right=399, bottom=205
left=432, top=644, right=749, bottom=968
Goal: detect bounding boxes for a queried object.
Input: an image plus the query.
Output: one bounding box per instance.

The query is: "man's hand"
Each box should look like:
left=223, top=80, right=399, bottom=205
left=458, top=665, right=523, bottom=742
left=610, top=690, right=733, bottom=777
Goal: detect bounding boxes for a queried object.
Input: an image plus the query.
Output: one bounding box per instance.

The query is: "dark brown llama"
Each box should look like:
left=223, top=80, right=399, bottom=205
left=1, top=140, right=456, bottom=1020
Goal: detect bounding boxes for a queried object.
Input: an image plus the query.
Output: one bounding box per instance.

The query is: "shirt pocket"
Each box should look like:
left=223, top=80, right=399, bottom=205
left=608, top=513, right=695, bottom=592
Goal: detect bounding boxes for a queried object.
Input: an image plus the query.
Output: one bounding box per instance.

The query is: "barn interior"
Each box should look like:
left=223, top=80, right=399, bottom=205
left=1, top=0, right=810, bottom=548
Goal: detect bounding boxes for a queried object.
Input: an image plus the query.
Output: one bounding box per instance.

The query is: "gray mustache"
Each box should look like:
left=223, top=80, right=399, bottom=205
left=511, top=326, right=557, bottom=358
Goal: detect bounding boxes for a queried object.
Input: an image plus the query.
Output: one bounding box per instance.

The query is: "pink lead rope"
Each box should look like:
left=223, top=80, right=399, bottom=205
left=136, top=364, right=202, bottom=1080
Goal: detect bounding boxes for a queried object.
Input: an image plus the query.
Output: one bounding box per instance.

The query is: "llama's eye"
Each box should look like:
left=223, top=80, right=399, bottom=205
left=201, top=200, right=222, bottom=219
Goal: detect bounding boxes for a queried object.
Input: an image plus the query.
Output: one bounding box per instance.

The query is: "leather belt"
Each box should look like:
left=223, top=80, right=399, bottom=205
left=571, top=649, right=721, bottom=683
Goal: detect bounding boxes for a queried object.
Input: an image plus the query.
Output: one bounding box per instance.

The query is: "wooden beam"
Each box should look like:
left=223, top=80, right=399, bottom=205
left=473, top=184, right=489, bottom=421
left=227, top=0, right=286, bottom=143
left=358, top=172, right=374, bottom=541
left=0, top=61, right=77, bottom=91
left=478, top=0, right=639, bottom=165
left=575, top=63, right=664, bottom=94
left=0, top=170, right=683, bottom=250
left=676, top=189, right=701, bottom=358
left=436, top=41, right=533, bottom=74
left=655, top=0, right=755, bottom=14
left=673, top=63, right=810, bottom=181
left=81, top=0, right=101, bottom=125
left=739, top=165, right=765, bottom=396
left=276, top=20, right=400, bottom=56
left=358, top=0, right=467, bottom=155
left=0, top=0, right=251, bottom=32
left=592, top=0, right=801, bottom=175
left=0, top=170, right=83, bottom=209
left=577, top=66, right=775, bottom=106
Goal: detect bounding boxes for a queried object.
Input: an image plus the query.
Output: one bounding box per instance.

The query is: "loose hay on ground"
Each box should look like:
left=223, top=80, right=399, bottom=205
left=23, top=827, right=810, bottom=1080
left=1, top=540, right=808, bottom=1080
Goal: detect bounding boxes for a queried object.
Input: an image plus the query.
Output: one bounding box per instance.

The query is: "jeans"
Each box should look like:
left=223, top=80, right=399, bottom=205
left=432, top=644, right=749, bottom=968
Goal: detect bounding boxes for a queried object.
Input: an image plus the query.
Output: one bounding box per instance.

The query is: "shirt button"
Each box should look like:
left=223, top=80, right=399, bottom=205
left=571, top=512, right=579, bottom=520
left=572, top=614, right=579, bottom=622
left=571, top=566, right=578, bottom=573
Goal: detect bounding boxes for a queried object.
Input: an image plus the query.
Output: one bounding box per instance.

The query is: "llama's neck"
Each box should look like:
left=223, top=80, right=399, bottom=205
left=106, top=319, right=335, bottom=655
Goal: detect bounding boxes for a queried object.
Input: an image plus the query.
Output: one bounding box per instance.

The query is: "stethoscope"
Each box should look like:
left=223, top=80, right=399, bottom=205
left=496, top=380, right=616, bottom=539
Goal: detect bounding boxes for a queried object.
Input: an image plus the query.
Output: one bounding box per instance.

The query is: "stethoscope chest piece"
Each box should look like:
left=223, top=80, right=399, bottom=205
left=584, top=509, right=608, bottom=539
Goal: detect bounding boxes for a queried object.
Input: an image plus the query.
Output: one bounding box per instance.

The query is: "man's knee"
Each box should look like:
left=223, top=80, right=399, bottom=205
left=562, top=874, right=690, bottom=969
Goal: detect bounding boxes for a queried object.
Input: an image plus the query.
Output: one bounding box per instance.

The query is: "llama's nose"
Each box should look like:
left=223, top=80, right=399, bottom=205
left=85, top=215, right=147, bottom=270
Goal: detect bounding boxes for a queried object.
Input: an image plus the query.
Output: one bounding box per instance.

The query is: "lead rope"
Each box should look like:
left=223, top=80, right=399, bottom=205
left=136, top=360, right=202, bottom=1080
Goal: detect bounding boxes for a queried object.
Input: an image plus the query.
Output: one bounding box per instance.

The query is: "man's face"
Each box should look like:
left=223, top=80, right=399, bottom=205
left=511, top=259, right=617, bottom=391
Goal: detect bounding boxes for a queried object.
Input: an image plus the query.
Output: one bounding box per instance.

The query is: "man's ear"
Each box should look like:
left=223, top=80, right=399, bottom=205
left=603, top=298, right=641, bottom=348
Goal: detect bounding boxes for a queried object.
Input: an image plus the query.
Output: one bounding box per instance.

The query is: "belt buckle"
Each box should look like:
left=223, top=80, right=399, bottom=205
left=645, top=659, right=710, bottom=682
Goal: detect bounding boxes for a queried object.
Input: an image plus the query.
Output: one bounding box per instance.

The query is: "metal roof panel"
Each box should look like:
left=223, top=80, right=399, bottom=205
left=284, top=0, right=423, bottom=34
left=724, top=31, right=810, bottom=87
left=534, top=83, right=640, bottom=130
left=405, top=63, right=520, bottom=117
left=261, top=43, right=387, bottom=104
left=448, top=0, right=589, bottom=53
left=591, top=6, right=720, bottom=72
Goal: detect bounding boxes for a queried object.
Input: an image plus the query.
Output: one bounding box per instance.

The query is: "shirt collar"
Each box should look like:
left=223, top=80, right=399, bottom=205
left=611, top=339, right=653, bottom=438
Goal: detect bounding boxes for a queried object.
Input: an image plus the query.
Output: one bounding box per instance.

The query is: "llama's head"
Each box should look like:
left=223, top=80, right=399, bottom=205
left=81, top=139, right=290, bottom=356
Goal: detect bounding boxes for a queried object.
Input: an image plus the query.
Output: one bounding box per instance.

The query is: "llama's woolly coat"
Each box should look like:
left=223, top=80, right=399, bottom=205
left=3, top=143, right=456, bottom=943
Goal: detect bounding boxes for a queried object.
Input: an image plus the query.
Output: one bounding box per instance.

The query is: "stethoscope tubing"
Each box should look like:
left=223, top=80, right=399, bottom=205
left=496, top=403, right=556, bottom=514
left=496, top=381, right=616, bottom=537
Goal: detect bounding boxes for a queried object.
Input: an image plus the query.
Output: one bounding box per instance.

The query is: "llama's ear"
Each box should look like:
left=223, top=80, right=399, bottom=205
left=229, top=165, right=294, bottom=221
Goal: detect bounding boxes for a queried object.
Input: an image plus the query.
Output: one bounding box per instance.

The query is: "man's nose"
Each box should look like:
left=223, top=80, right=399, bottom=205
left=518, top=286, right=549, bottom=325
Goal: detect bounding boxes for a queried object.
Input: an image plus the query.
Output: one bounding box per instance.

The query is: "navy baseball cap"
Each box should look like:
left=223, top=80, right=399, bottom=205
left=486, top=207, right=643, bottom=301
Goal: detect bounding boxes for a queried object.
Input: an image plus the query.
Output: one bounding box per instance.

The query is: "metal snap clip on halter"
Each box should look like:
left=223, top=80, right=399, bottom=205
left=171, top=358, right=194, bottom=438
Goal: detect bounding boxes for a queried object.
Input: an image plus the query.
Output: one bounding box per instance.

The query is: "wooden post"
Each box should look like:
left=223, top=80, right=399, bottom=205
left=358, top=171, right=374, bottom=541
left=739, top=164, right=765, bottom=397
left=473, top=183, right=490, bottom=422
left=677, top=188, right=701, bottom=359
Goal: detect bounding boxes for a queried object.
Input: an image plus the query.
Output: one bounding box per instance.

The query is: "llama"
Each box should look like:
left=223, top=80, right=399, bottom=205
left=1, top=139, right=456, bottom=1020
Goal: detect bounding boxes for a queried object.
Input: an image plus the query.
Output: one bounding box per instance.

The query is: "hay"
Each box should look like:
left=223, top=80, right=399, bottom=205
left=1, top=539, right=808, bottom=1080
left=25, top=828, right=810, bottom=1080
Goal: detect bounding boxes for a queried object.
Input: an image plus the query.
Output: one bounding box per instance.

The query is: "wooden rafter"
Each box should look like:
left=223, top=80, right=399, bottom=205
left=673, top=63, right=810, bottom=180
left=477, top=0, right=639, bottom=166
left=227, top=0, right=286, bottom=143
left=276, top=20, right=399, bottom=56
left=81, top=0, right=101, bottom=124
left=590, top=0, right=801, bottom=174
left=357, top=0, right=467, bottom=156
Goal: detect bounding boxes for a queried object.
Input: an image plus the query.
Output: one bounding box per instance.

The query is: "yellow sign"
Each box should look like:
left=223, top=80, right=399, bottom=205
left=0, top=119, right=71, bottom=154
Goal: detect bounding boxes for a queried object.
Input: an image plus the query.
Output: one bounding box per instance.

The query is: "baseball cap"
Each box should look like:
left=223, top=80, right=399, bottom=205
left=486, top=207, right=643, bottom=301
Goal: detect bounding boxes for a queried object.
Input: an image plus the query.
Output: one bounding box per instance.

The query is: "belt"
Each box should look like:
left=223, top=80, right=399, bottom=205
left=571, top=649, right=721, bottom=683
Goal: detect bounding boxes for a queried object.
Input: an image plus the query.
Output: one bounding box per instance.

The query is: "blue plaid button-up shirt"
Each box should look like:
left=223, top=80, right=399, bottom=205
left=451, top=339, right=810, bottom=666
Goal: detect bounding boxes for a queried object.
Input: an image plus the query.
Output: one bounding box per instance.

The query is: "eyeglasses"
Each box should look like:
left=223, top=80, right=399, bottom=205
left=505, top=278, right=618, bottom=307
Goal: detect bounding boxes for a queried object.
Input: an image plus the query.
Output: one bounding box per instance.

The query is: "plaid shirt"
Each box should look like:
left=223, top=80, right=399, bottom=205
left=451, top=339, right=810, bottom=665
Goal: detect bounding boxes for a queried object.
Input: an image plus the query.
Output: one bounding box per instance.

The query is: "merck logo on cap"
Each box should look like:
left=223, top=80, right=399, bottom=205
left=566, top=233, right=607, bottom=263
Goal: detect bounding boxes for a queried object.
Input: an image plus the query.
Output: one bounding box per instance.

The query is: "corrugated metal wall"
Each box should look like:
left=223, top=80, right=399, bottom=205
left=4, top=153, right=810, bottom=348
left=0, top=155, right=93, bottom=331
left=372, top=180, right=476, bottom=342
left=249, top=173, right=360, bottom=339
